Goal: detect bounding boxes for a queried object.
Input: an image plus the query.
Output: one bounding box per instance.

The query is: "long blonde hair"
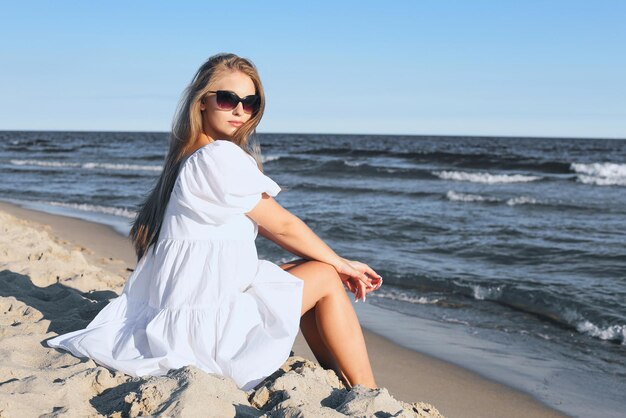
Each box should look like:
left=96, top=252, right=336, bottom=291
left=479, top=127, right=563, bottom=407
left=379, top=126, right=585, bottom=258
left=129, top=53, right=267, bottom=262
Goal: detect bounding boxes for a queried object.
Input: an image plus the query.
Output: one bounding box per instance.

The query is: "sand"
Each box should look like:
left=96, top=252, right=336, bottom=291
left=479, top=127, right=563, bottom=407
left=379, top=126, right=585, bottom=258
left=0, top=201, right=568, bottom=417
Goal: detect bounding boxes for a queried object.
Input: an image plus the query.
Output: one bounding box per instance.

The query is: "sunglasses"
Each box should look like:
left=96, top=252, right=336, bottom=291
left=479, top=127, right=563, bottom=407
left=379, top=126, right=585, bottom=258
left=206, top=90, right=260, bottom=114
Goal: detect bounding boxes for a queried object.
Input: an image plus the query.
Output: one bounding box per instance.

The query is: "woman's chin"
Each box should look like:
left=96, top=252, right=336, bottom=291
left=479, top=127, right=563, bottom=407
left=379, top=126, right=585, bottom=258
left=223, top=126, right=239, bottom=135
left=214, top=130, right=235, bottom=140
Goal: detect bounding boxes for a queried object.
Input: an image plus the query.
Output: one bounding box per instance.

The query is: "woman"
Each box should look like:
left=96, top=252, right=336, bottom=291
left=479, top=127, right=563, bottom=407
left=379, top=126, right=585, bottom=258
left=47, top=53, right=383, bottom=391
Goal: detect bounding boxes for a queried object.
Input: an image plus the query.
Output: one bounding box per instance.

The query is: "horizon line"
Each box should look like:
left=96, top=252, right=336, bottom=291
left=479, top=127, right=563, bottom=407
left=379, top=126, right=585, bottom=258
left=1, top=128, right=624, bottom=142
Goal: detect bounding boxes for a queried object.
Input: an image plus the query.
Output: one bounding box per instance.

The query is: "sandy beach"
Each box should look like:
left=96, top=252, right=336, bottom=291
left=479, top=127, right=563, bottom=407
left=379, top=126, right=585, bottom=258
left=0, top=200, right=568, bottom=417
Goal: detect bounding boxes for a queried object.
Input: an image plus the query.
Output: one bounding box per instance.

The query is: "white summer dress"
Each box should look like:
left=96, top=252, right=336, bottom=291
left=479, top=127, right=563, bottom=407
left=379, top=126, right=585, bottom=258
left=46, top=139, right=304, bottom=391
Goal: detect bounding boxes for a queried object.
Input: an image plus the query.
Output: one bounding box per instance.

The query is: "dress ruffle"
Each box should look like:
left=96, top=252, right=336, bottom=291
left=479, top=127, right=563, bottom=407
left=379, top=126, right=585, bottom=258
left=47, top=259, right=303, bottom=391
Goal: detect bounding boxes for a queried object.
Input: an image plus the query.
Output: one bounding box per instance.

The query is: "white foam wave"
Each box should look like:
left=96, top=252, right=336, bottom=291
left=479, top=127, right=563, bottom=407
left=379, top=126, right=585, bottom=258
left=41, top=201, right=136, bottom=219
left=82, top=162, right=162, bottom=171
left=571, top=162, right=626, bottom=186
left=344, top=160, right=366, bottom=167
left=576, top=321, right=626, bottom=344
left=446, top=190, right=499, bottom=203
left=433, top=170, right=541, bottom=184
left=471, top=284, right=504, bottom=300
left=446, top=191, right=538, bottom=206
left=262, top=155, right=282, bottom=163
left=506, top=196, right=538, bottom=206
left=11, top=159, right=80, bottom=168
left=441, top=316, right=471, bottom=326
left=369, top=288, right=439, bottom=305
left=10, top=159, right=162, bottom=172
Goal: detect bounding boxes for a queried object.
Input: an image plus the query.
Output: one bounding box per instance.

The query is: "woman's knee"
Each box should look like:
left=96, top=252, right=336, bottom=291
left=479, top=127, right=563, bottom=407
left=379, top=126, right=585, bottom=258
left=290, top=260, right=343, bottom=296
left=291, top=261, right=346, bottom=315
left=308, top=261, right=344, bottom=296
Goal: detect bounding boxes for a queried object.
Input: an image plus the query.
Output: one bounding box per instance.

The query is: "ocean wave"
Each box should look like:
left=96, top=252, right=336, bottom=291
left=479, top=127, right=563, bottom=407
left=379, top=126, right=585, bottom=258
left=446, top=191, right=538, bottom=206
left=470, top=284, right=504, bottom=300
left=461, top=282, right=626, bottom=345
left=10, top=159, right=80, bottom=168
left=446, top=190, right=499, bottom=203
left=339, top=161, right=432, bottom=177
left=291, top=181, right=438, bottom=198
left=339, top=159, right=410, bottom=173
left=262, top=154, right=282, bottom=163
left=10, top=159, right=162, bottom=172
left=11, top=155, right=280, bottom=170
left=441, top=316, right=471, bottom=326
left=369, top=288, right=440, bottom=305
left=433, top=170, right=542, bottom=184
left=571, top=162, right=626, bottom=186
left=505, top=196, right=538, bottom=206
left=576, top=321, right=626, bottom=345
left=343, top=160, right=366, bottom=167
left=303, top=147, right=574, bottom=173
left=82, top=162, right=162, bottom=172
left=304, top=159, right=433, bottom=178
left=562, top=308, right=626, bottom=345
left=41, top=201, right=136, bottom=219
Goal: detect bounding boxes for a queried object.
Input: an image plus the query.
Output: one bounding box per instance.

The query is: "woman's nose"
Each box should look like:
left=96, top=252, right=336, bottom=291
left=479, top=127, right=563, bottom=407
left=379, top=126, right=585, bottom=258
left=232, top=102, right=244, bottom=115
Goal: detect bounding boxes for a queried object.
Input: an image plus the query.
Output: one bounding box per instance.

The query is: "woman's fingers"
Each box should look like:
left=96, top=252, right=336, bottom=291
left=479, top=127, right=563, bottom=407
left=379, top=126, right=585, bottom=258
left=370, top=275, right=382, bottom=287
left=349, top=274, right=382, bottom=302
left=366, top=274, right=381, bottom=289
left=359, top=263, right=381, bottom=281
left=338, top=259, right=384, bottom=301
left=368, top=266, right=382, bottom=279
left=350, top=261, right=380, bottom=284
left=354, top=278, right=367, bottom=302
left=362, top=274, right=383, bottom=295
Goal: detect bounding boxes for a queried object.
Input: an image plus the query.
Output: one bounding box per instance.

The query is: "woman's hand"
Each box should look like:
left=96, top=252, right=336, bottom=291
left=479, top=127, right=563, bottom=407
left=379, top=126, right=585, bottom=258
left=333, top=257, right=383, bottom=302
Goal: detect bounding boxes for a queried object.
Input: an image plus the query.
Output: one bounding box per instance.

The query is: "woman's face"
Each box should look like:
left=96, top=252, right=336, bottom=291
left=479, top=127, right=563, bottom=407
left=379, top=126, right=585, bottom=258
left=200, top=71, right=256, bottom=140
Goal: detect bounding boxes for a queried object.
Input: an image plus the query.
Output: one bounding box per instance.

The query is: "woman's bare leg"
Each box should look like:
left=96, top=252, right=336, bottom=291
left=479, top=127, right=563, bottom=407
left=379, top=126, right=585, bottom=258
left=280, top=260, right=343, bottom=376
left=300, top=306, right=350, bottom=386
left=280, top=259, right=376, bottom=389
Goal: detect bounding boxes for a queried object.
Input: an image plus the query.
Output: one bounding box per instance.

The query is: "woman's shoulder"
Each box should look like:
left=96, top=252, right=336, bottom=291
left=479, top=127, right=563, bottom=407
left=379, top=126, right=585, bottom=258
left=182, top=140, right=257, bottom=174
left=175, top=139, right=281, bottom=213
left=196, top=140, right=253, bottom=161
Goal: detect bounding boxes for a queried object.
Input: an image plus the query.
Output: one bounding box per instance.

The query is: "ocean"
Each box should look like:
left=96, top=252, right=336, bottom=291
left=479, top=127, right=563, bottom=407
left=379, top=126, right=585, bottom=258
left=1, top=130, right=624, bottom=417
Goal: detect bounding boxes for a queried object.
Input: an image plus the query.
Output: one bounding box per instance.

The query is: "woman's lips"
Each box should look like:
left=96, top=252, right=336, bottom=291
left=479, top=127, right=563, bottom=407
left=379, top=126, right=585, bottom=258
left=228, top=121, right=243, bottom=127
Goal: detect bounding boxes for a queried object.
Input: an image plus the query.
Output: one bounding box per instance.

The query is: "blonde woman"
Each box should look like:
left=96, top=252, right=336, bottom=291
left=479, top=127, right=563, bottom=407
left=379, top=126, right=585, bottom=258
left=47, top=53, right=383, bottom=391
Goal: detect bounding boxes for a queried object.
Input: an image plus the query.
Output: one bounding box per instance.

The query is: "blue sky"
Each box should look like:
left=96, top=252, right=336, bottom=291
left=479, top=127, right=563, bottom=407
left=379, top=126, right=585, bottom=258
left=1, top=1, right=624, bottom=138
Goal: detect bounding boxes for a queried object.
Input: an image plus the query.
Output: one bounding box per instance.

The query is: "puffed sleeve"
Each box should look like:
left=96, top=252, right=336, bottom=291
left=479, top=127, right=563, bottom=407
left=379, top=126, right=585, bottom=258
left=177, top=140, right=281, bottom=225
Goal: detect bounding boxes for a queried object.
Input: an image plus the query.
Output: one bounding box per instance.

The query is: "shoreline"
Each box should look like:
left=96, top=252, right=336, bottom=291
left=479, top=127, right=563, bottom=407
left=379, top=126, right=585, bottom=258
left=0, top=200, right=568, bottom=418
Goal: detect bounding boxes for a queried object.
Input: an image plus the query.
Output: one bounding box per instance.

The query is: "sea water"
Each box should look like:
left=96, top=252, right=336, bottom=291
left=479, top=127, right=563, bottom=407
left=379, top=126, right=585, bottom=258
left=1, top=131, right=624, bottom=417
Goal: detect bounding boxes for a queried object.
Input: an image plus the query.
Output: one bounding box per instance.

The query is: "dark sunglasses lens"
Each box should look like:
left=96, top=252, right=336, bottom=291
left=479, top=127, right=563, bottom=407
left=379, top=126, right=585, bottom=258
left=242, top=96, right=259, bottom=114
left=215, top=91, right=239, bottom=110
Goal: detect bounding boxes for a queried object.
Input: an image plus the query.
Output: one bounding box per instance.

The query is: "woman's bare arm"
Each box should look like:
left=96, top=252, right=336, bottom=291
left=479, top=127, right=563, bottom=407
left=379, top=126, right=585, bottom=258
left=247, top=193, right=382, bottom=301
left=256, top=224, right=311, bottom=261
left=246, top=194, right=343, bottom=267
